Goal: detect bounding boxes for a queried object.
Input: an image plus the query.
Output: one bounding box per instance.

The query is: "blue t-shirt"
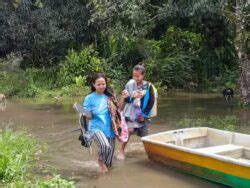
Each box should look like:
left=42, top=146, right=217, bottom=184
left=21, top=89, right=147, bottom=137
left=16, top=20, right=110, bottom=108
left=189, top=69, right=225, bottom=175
left=83, top=92, right=115, bottom=138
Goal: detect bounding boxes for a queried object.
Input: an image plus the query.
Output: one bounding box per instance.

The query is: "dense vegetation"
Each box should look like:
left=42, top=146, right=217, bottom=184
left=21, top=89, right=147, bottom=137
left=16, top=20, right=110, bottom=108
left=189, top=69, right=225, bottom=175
left=0, top=127, right=75, bottom=187
left=0, top=0, right=249, bottom=98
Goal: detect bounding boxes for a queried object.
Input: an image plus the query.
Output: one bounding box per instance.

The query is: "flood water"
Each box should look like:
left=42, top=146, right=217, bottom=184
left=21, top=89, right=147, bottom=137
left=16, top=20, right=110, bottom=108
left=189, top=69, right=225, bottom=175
left=0, top=92, right=249, bottom=188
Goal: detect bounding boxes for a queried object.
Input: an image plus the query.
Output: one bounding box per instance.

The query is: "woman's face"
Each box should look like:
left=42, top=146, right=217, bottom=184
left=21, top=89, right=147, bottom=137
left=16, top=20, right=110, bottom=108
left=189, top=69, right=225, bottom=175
left=133, top=70, right=144, bottom=83
left=94, top=77, right=107, bottom=94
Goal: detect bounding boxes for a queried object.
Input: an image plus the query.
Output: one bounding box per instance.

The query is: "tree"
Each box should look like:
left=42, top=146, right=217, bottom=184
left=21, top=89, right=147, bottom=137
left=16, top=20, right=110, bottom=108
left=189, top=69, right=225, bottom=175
left=0, top=0, right=92, bottom=68
left=223, top=0, right=250, bottom=104
left=234, top=0, right=250, bottom=104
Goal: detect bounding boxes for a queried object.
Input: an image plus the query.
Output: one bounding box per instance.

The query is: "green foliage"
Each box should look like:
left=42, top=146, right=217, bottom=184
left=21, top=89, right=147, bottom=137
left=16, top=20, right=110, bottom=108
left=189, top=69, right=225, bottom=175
left=146, top=53, right=195, bottom=88
left=21, top=68, right=58, bottom=97
left=197, top=39, right=237, bottom=84
left=156, top=26, right=202, bottom=55
left=75, top=75, right=86, bottom=87
left=58, top=46, right=104, bottom=86
left=36, top=175, right=75, bottom=188
left=0, top=68, right=58, bottom=98
left=99, top=34, right=147, bottom=88
left=8, top=175, right=75, bottom=187
left=0, top=0, right=91, bottom=67
left=58, top=85, right=89, bottom=98
left=0, top=67, right=89, bottom=99
left=177, top=115, right=238, bottom=131
left=6, top=175, right=75, bottom=188
left=90, top=0, right=155, bottom=37
left=0, top=71, right=27, bottom=97
left=101, top=35, right=145, bottom=65
left=145, top=27, right=201, bottom=88
left=0, top=125, right=75, bottom=187
left=24, top=68, right=58, bottom=89
left=0, top=128, right=37, bottom=183
left=144, top=24, right=237, bottom=90
left=213, top=67, right=239, bottom=90
left=0, top=0, right=245, bottom=96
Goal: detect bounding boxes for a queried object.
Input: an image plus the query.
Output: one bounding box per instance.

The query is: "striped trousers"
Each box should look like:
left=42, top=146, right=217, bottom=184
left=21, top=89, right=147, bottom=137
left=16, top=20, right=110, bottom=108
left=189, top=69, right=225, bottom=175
left=93, top=131, right=115, bottom=168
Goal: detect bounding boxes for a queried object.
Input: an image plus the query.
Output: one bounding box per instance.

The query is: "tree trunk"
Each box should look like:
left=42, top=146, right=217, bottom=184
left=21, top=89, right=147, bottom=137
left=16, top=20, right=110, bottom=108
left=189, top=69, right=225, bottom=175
left=234, top=0, right=250, bottom=104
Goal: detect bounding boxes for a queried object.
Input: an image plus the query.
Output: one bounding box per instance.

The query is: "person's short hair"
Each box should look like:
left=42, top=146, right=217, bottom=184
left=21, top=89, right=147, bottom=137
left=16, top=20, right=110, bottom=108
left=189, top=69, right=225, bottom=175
left=133, top=63, right=145, bottom=75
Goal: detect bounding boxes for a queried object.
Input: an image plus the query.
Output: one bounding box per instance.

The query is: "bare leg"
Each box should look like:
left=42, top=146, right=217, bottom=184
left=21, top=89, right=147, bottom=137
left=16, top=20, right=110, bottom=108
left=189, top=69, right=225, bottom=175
left=120, top=141, right=127, bottom=157
left=118, top=128, right=134, bottom=159
left=98, top=159, right=108, bottom=173
left=93, top=131, right=112, bottom=173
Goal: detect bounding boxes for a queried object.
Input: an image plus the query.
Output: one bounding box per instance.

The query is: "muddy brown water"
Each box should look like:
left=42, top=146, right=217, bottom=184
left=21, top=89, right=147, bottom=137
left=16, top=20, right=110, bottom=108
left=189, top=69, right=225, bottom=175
left=0, top=92, right=249, bottom=188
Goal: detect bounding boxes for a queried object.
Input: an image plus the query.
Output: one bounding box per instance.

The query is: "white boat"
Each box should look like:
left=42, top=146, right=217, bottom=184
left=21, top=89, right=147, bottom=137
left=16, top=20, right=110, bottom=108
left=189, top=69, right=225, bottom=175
left=142, top=127, right=250, bottom=187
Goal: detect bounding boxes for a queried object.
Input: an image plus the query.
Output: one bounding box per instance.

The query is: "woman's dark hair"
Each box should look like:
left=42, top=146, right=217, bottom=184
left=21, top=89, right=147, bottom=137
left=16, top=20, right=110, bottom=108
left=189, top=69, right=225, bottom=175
left=91, top=73, right=114, bottom=97
left=133, top=62, right=145, bottom=75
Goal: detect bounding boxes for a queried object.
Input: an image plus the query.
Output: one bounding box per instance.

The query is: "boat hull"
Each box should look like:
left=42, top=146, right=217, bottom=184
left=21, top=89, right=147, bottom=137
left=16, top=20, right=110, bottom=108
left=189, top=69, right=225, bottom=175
left=143, top=141, right=250, bottom=187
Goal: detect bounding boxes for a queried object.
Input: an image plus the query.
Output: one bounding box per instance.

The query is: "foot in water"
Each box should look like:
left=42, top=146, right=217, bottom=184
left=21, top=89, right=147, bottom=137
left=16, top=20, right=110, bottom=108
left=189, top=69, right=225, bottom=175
left=98, top=160, right=108, bottom=173
left=116, top=150, right=125, bottom=160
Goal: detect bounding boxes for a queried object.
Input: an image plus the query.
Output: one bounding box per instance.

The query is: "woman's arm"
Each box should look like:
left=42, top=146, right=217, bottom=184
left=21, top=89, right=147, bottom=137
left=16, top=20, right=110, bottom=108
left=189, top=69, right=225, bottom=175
left=118, top=90, right=129, bottom=110
left=118, top=89, right=143, bottom=110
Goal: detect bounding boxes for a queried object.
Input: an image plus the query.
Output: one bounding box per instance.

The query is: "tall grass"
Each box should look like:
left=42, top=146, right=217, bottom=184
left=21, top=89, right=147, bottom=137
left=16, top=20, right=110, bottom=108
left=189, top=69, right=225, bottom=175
left=0, top=128, right=75, bottom=187
left=6, top=175, right=75, bottom=188
left=0, top=129, right=37, bottom=183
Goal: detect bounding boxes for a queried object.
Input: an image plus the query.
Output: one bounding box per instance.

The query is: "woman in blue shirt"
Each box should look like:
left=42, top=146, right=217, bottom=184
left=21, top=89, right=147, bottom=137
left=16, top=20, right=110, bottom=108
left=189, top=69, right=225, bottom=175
left=83, top=73, right=115, bottom=173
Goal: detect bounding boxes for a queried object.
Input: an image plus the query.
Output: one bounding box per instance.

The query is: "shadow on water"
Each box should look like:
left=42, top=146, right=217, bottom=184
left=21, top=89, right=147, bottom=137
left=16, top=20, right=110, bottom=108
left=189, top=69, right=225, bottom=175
left=0, top=92, right=249, bottom=187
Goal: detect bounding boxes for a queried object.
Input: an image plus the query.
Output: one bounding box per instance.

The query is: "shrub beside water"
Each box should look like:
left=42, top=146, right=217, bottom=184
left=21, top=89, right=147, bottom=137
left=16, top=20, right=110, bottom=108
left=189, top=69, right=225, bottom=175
left=0, top=129, right=37, bottom=183
left=58, top=46, right=104, bottom=87
left=0, top=128, right=75, bottom=187
left=7, top=175, right=75, bottom=188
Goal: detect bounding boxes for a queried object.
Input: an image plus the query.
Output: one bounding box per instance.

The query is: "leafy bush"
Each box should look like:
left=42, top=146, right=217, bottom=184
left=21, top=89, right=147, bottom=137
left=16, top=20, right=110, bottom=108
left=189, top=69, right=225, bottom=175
left=58, top=46, right=104, bottom=86
left=24, top=68, right=58, bottom=89
left=0, top=71, right=27, bottom=97
left=146, top=53, right=195, bottom=88
left=145, top=27, right=201, bottom=89
left=100, top=34, right=147, bottom=83
left=0, top=125, right=76, bottom=187
left=0, top=128, right=37, bottom=183
left=0, top=67, right=58, bottom=98
left=6, top=175, right=75, bottom=188
left=36, top=175, right=75, bottom=188
left=1, top=0, right=91, bottom=68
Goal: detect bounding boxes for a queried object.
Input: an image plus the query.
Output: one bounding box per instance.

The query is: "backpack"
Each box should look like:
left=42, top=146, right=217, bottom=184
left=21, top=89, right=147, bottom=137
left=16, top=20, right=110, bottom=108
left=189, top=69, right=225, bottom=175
left=149, top=83, right=158, bottom=118
left=130, top=81, right=158, bottom=119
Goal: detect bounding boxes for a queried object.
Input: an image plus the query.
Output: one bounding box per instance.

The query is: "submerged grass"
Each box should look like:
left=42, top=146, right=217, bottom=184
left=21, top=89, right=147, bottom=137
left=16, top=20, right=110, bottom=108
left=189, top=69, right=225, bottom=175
left=177, top=115, right=238, bottom=131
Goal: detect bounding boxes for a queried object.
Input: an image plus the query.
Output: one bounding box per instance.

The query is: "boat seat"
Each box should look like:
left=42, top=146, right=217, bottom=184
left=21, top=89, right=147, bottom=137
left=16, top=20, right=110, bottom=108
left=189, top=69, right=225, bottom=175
left=195, top=144, right=243, bottom=154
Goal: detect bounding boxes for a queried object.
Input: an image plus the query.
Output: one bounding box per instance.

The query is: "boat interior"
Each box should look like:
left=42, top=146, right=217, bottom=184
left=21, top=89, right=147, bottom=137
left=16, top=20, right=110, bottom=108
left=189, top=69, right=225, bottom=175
left=145, top=127, right=250, bottom=164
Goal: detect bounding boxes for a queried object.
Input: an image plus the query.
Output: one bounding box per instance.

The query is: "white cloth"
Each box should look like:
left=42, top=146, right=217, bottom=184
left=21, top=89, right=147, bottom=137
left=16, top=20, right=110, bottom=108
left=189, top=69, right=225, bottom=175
left=122, top=79, right=147, bottom=128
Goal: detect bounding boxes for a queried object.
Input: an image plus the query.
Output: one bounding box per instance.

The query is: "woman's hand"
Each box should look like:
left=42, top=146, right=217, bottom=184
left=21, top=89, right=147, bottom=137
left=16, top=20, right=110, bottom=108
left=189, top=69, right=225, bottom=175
left=121, top=90, right=129, bottom=99
left=132, top=91, right=145, bottom=99
left=138, top=90, right=146, bottom=98
left=118, top=90, right=129, bottom=109
left=132, top=91, right=140, bottom=98
left=138, top=116, right=144, bottom=122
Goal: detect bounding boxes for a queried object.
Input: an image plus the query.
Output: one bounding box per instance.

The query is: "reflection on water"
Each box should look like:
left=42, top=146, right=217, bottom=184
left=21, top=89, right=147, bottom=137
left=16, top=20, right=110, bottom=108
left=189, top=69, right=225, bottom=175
left=0, top=92, right=249, bottom=188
